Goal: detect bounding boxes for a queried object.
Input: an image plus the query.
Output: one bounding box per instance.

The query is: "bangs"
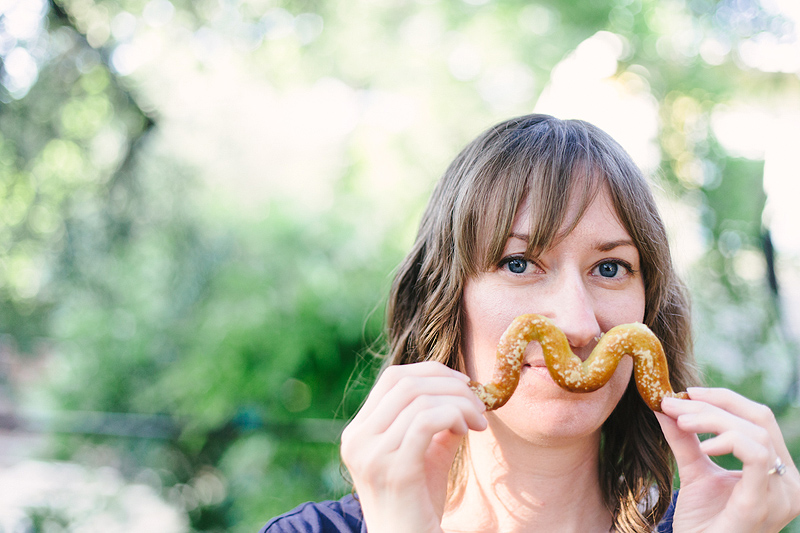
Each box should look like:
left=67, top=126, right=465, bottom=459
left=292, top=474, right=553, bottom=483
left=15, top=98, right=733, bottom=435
left=452, top=118, right=605, bottom=275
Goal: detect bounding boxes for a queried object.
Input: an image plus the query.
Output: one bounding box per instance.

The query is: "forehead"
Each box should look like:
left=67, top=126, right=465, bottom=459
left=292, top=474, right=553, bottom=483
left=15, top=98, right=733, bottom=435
left=466, top=175, right=570, bottom=272
left=506, top=184, right=631, bottom=250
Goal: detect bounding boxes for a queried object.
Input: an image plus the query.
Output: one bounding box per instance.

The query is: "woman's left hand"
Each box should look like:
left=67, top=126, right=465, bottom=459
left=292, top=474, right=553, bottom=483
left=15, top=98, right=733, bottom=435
left=657, top=387, right=800, bottom=533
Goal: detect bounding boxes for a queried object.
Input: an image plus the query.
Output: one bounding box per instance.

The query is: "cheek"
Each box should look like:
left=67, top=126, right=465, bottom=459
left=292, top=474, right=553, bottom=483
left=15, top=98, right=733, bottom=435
left=596, top=283, right=646, bottom=331
left=461, top=308, right=494, bottom=381
left=461, top=281, right=511, bottom=379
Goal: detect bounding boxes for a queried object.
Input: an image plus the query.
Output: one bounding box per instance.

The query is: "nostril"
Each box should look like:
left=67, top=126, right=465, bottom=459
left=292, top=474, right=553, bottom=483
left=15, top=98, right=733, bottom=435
left=562, top=328, right=603, bottom=350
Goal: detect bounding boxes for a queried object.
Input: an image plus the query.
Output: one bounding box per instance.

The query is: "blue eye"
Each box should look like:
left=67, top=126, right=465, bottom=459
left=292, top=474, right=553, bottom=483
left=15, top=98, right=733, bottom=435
left=504, top=257, right=528, bottom=274
left=598, top=262, right=619, bottom=278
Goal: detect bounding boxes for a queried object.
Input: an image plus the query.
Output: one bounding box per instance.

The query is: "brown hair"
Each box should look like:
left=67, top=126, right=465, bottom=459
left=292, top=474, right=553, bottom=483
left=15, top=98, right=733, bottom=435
left=385, top=114, right=700, bottom=532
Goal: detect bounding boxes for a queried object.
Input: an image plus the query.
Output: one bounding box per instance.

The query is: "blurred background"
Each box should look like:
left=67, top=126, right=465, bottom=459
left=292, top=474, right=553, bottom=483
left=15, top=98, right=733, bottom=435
left=0, top=0, right=798, bottom=531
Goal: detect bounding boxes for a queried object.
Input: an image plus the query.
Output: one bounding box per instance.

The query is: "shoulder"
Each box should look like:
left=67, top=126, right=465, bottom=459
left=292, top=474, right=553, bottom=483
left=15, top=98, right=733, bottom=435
left=655, top=490, right=678, bottom=533
left=258, top=494, right=365, bottom=533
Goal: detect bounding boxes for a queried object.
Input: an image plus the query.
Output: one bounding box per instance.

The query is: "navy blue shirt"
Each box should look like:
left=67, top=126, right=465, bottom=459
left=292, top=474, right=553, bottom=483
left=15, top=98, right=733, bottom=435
left=260, top=493, right=677, bottom=532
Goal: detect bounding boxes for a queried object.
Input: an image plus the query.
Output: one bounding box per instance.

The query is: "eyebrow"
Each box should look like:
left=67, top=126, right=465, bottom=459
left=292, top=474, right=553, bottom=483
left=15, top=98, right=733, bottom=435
left=596, top=239, right=637, bottom=252
left=508, top=233, right=637, bottom=253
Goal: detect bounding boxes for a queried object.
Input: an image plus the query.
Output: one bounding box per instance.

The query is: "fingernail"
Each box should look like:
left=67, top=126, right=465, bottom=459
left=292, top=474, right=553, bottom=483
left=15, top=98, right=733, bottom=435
left=661, top=396, right=678, bottom=407
left=661, top=395, right=687, bottom=408
left=452, top=370, right=470, bottom=382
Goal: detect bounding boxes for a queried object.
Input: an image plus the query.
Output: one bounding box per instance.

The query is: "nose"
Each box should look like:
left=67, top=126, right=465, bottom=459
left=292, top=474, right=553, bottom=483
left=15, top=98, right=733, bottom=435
left=542, top=270, right=601, bottom=352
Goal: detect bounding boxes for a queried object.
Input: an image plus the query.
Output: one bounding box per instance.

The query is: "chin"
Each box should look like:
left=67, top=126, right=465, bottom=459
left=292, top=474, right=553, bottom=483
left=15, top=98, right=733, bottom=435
left=489, top=384, right=626, bottom=443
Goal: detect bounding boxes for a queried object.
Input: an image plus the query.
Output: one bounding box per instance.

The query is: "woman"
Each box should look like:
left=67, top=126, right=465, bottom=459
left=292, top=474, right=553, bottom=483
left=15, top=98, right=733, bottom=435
left=261, top=114, right=800, bottom=532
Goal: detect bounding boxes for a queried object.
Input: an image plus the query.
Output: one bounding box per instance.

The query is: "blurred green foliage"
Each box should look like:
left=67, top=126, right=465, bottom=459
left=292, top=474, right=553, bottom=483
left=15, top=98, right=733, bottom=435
left=1, top=0, right=798, bottom=531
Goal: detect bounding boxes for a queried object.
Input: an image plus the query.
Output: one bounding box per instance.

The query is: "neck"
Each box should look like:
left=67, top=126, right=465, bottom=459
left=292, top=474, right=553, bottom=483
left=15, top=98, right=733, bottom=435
left=441, top=422, right=613, bottom=533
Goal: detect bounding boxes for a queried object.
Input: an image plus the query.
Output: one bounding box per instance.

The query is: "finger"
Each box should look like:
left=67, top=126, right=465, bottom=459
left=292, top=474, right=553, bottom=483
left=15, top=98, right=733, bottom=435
left=699, top=429, right=772, bottom=467
left=377, top=393, right=487, bottom=454
left=655, top=410, right=716, bottom=479
left=359, top=362, right=469, bottom=417
left=398, top=404, right=477, bottom=464
left=687, top=387, right=794, bottom=462
left=667, top=399, right=772, bottom=455
left=663, top=393, right=777, bottom=500
left=356, top=375, right=485, bottom=437
left=354, top=361, right=469, bottom=420
left=349, top=403, right=475, bottom=486
left=663, top=394, right=773, bottom=463
left=686, top=387, right=769, bottom=421
left=342, top=394, right=484, bottom=508
left=699, top=430, right=776, bottom=518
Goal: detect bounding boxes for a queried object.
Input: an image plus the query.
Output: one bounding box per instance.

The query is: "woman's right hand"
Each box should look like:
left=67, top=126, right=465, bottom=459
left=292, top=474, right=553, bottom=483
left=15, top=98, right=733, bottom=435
left=340, top=361, right=488, bottom=533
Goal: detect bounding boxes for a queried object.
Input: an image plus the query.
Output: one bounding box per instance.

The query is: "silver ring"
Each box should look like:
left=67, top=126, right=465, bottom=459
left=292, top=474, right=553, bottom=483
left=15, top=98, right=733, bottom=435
left=767, top=457, right=787, bottom=476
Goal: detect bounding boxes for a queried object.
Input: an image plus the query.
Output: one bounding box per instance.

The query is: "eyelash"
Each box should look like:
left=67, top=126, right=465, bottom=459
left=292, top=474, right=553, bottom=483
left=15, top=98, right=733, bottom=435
left=592, top=259, right=636, bottom=279
left=497, top=255, right=637, bottom=278
left=498, top=255, right=533, bottom=274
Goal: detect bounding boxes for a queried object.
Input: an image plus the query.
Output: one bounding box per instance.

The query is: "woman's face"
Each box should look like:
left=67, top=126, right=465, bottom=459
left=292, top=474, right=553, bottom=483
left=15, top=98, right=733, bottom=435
left=462, top=184, right=646, bottom=444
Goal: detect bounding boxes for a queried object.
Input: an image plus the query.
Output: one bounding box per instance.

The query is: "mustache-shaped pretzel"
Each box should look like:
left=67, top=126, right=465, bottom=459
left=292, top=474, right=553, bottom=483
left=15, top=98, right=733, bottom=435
left=468, top=314, right=688, bottom=412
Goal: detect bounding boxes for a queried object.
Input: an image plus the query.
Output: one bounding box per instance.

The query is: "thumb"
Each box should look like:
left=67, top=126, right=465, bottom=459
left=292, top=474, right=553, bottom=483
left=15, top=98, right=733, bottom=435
left=426, top=430, right=468, bottom=514
left=656, top=411, right=713, bottom=480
